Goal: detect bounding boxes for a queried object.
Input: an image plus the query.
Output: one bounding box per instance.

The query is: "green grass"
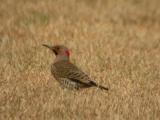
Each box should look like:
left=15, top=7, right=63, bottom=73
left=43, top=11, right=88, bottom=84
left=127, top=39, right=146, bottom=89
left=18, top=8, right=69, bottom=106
left=0, top=0, right=160, bottom=120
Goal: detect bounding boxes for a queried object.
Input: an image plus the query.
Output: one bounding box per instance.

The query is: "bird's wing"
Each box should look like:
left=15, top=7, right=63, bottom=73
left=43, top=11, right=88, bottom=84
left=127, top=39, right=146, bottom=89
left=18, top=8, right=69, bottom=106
left=54, top=61, right=93, bottom=84
left=53, top=61, right=109, bottom=90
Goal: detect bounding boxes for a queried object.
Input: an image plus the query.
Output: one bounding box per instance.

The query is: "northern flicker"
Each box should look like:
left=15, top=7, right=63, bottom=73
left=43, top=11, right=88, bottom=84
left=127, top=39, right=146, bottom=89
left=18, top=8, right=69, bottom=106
left=43, top=44, right=109, bottom=91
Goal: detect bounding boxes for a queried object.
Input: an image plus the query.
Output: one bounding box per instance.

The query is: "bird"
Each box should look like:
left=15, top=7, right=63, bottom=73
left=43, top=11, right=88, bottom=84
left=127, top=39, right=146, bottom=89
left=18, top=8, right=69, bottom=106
left=43, top=44, right=109, bottom=91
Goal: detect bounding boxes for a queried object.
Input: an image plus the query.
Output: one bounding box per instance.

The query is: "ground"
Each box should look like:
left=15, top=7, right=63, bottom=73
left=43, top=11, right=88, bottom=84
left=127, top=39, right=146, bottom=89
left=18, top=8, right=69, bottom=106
left=0, top=0, right=160, bottom=120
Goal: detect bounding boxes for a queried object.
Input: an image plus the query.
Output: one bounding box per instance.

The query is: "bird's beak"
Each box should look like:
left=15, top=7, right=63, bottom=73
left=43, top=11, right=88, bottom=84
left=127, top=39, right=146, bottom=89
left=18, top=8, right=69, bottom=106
left=42, top=44, right=53, bottom=50
left=42, top=44, right=57, bottom=55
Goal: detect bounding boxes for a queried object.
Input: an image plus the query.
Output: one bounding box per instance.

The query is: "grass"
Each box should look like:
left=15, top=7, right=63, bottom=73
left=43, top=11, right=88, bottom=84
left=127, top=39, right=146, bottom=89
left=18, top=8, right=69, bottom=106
left=0, top=0, right=160, bottom=120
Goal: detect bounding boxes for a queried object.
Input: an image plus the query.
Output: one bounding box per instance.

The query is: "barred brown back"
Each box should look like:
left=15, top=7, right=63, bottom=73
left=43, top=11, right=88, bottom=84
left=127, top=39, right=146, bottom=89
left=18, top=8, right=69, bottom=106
left=51, top=61, right=94, bottom=90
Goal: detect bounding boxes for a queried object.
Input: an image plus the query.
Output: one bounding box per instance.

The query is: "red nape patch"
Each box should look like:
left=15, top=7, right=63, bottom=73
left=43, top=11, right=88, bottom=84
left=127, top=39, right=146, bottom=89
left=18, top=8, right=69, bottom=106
left=65, top=50, right=70, bottom=56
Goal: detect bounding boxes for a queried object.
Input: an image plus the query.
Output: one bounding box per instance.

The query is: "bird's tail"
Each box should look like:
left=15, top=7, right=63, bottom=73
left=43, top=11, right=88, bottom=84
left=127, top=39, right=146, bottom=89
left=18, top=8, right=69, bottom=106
left=98, top=85, right=109, bottom=91
left=90, top=81, right=109, bottom=91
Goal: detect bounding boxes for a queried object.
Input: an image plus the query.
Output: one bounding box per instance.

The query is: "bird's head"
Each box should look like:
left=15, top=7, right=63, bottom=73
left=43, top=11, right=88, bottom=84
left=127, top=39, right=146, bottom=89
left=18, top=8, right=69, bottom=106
left=43, top=44, right=70, bottom=62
